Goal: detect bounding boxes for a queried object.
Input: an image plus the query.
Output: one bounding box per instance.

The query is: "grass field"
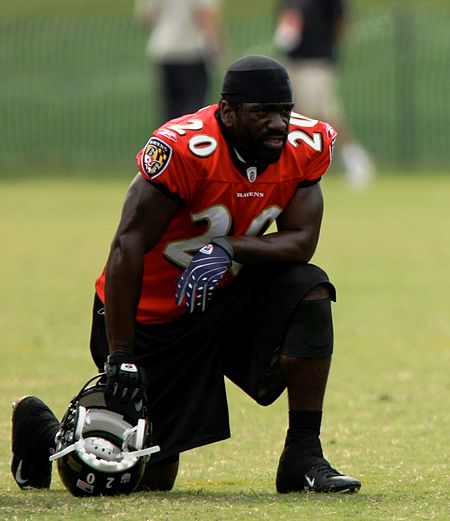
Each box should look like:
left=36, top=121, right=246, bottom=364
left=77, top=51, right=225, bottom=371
left=1, top=172, right=449, bottom=520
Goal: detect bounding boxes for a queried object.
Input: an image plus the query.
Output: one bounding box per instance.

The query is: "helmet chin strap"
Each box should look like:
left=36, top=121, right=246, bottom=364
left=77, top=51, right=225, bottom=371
left=124, top=445, right=161, bottom=459
left=50, top=440, right=84, bottom=462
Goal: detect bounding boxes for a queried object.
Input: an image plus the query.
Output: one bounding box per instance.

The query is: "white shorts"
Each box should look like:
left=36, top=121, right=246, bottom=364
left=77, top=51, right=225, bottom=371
left=286, top=59, right=344, bottom=127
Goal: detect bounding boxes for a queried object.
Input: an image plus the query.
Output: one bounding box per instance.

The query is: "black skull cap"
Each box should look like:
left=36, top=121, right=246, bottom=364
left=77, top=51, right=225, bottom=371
left=221, top=55, right=292, bottom=103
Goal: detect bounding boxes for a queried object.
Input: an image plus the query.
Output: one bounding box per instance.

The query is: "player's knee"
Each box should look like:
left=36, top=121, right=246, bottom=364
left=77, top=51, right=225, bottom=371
left=255, top=360, right=285, bottom=407
left=302, top=282, right=334, bottom=301
left=281, top=296, right=334, bottom=359
left=275, top=265, right=336, bottom=301
left=136, top=454, right=180, bottom=492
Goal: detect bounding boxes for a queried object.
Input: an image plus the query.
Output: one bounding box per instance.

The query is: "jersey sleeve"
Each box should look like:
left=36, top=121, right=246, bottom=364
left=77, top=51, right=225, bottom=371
left=136, top=133, right=200, bottom=202
left=291, top=120, right=337, bottom=185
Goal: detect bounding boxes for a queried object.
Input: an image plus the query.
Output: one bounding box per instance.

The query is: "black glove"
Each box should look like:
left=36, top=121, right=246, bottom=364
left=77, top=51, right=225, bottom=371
left=104, top=353, right=146, bottom=404
left=175, top=238, right=234, bottom=313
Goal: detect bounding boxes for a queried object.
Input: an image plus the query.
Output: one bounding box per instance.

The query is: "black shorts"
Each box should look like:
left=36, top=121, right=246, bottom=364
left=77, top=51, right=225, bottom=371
left=90, top=264, right=335, bottom=462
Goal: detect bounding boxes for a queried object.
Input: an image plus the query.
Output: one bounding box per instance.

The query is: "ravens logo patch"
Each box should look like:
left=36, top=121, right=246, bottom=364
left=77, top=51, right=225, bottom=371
left=141, top=137, right=172, bottom=179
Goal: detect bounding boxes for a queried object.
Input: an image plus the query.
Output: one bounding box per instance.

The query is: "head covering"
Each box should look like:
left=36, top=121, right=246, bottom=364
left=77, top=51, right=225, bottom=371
left=221, top=55, right=292, bottom=104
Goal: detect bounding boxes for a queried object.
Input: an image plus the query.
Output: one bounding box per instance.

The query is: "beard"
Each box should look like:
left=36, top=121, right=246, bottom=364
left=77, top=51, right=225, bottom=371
left=247, top=131, right=288, bottom=164
left=239, top=130, right=287, bottom=164
left=227, top=113, right=289, bottom=165
left=255, top=135, right=287, bottom=163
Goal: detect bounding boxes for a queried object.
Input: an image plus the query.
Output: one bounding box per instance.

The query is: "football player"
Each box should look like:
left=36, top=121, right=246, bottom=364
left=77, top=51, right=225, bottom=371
left=12, top=55, right=361, bottom=495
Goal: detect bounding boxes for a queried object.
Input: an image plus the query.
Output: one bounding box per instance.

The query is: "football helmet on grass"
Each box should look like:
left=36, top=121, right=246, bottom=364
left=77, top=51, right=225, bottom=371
left=50, top=373, right=159, bottom=496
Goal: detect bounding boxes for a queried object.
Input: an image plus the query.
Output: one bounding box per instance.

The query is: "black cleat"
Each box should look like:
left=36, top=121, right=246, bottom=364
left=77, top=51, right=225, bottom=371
left=276, top=442, right=361, bottom=494
left=302, top=457, right=361, bottom=493
left=11, top=396, right=59, bottom=489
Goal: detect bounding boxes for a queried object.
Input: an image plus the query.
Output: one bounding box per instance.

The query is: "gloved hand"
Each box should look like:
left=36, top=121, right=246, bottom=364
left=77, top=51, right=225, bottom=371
left=175, top=238, right=234, bottom=313
left=104, top=353, right=146, bottom=404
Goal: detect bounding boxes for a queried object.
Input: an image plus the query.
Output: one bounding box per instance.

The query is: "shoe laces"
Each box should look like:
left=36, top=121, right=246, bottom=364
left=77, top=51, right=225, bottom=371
left=308, top=460, right=342, bottom=478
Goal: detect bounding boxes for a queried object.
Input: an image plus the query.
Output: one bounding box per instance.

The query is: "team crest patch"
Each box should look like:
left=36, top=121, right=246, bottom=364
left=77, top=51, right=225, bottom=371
left=142, top=137, right=172, bottom=178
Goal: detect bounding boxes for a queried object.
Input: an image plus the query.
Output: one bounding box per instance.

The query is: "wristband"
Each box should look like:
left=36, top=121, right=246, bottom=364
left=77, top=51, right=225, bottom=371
left=107, top=352, right=137, bottom=365
left=211, top=236, right=235, bottom=260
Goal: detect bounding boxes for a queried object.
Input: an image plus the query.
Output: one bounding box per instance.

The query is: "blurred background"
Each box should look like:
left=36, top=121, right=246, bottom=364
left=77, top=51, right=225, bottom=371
left=0, top=0, right=449, bottom=175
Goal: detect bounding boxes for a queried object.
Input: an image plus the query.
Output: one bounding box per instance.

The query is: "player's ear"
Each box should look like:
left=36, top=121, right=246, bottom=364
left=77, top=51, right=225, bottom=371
left=219, top=99, right=236, bottom=128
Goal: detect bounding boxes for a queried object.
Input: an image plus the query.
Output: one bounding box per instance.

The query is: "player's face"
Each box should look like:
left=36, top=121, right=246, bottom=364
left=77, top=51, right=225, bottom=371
left=233, top=102, right=293, bottom=163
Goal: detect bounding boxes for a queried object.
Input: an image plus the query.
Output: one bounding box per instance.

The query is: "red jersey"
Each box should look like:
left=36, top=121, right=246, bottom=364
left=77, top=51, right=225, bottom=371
left=96, top=104, right=336, bottom=324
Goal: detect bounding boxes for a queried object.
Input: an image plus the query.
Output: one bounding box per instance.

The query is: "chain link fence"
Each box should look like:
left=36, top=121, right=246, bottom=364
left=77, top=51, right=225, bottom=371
left=1, top=0, right=449, bottom=172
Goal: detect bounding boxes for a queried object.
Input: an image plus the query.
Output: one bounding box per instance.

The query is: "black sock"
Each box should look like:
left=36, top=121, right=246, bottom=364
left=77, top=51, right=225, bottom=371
left=287, top=410, right=322, bottom=442
left=282, top=410, right=324, bottom=457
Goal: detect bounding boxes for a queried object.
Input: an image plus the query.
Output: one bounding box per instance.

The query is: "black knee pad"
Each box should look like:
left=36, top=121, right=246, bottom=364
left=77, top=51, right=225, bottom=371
left=281, top=299, right=334, bottom=358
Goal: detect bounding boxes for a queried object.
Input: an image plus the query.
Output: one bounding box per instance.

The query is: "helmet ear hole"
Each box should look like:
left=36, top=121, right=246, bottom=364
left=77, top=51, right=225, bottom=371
left=74, top=406, right=87, bottom=440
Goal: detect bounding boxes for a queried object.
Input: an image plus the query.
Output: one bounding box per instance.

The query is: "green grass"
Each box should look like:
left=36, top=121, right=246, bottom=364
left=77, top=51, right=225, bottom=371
left=1, top=172, right=449, bottom=520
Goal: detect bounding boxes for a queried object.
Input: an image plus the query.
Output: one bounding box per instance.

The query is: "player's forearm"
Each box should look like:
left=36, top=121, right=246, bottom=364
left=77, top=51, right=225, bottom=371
left=228, top=229, right=319, bottom=266
left=104, top=239, right=145, bottom=356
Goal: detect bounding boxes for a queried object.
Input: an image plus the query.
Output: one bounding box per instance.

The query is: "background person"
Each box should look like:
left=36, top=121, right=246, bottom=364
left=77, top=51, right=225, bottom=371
left=274, top=0, right=375, bottom=189
left=11, top=55, right=361, bottom=495
left=135, top=0, right=224, bottom=123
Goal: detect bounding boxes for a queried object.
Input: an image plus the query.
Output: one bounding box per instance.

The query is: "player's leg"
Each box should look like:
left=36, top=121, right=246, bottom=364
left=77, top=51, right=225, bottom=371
left=288, top=59, right=374, bottom=190
left=93, top=288, right=250, bottom=493
left=279, top=283, right=332, bottom=411
left=11, top=396, right=59, bottom=489
left=11, top=294, right=111, bottom=491
left=286, top=60, right=331, bottom=120
left=136, top=454, right=180, bottom=491
left=219, top=264, right=360, bottom=493
left=89, top=293, right=182, bottom=491
left=161, top=63, right=181, bottom=121
left=179, top=61, right=209, bottom=114
left=276, top=283, right=361, bottom=493
left=162, top=62, right=208, bottom=121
